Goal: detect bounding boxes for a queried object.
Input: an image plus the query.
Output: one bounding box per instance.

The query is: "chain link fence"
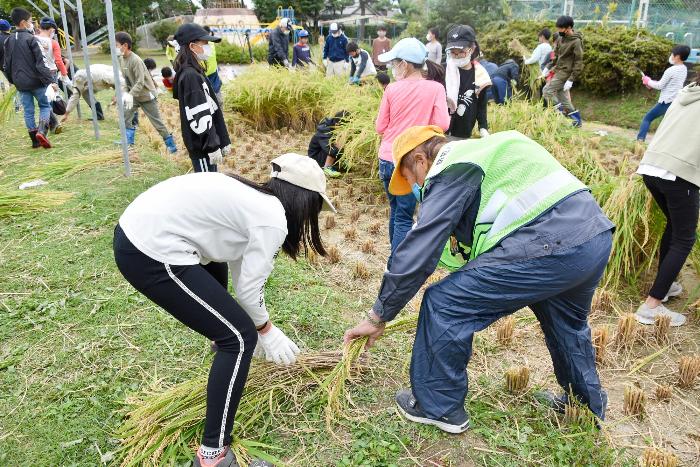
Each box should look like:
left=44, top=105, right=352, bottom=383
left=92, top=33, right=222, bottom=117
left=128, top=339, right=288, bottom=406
left=508, top=0, right=699, bottom=47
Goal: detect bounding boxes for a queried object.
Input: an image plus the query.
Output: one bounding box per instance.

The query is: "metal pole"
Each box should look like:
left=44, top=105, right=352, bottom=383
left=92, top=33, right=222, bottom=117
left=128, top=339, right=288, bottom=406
left=75, top=0, right=99, bottom=139
left=58, top=0, right=80, bottom=119
left=104, top=0, right=131, bottom=176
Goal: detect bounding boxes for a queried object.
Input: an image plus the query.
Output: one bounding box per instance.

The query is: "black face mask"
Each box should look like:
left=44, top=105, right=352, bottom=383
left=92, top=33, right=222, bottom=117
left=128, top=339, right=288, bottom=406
left=558, top=31, right=567, bottom=38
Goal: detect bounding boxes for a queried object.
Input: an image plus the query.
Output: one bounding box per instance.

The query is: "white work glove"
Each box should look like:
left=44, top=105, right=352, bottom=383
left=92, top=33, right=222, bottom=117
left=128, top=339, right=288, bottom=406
left=122, top=92, right=134, bottom=110
left=222, top=144, right=232, bottom=156
left=323, top=58, right=329, bottom=67
left=563, top=80, right=573, bottom=91
left=60, top=75, right=72, bottom=87
left=208, top=148, right=223, bottom=165
left=540, top=67, right=549, bottom=79
left=257, top=324, right=300, bottom=365
left=148, top=92, right=156, bottom=100
left=283, top=59, right=290, bottom=68
left=479, top=128, right=490, bottom=138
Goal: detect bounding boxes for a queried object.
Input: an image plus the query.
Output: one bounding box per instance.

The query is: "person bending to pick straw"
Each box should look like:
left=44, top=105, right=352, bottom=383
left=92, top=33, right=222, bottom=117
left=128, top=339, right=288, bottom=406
left=345, top=126, right=614, bottom=433
left=114, top=154, right=334, bottom=466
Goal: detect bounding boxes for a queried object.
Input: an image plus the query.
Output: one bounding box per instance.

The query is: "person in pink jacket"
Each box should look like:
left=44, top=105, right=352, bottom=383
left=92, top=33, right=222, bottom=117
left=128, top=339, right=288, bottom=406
left=375, top=37, right=450, bottom=267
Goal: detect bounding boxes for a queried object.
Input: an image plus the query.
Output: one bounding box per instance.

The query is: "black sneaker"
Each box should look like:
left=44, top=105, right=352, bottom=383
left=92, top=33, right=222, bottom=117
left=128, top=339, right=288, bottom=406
left=395, top=389, right=469, bottom=434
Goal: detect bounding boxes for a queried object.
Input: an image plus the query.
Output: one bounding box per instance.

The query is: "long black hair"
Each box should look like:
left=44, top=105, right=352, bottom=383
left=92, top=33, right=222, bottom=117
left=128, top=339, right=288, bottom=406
left=174, top=40, right=205, bottom=76
left=226, top=167, right=326, bottom=260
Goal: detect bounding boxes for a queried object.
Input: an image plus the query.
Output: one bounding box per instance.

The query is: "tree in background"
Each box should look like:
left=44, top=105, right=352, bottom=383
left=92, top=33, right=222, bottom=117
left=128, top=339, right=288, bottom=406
left=151, top=19, right=179, bottom=48
left=425, top=0, right=507, bottom=39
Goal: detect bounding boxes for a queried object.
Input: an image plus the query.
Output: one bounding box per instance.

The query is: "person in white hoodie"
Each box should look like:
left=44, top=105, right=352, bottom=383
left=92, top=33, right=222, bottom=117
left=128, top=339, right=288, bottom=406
left=635, top=76, right=700, bottom=327
left=114, top=153, right=334, bottom=467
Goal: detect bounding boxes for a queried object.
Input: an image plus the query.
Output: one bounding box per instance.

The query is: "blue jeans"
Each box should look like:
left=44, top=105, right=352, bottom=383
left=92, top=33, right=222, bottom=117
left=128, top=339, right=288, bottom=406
left=492, top=75, right=511, bottom=104
left=410, top=230, right=612, bottom=420
left=378, top=159, right=416, bottom=267
left=637, top=102, right=670, bottom=141
left=18, top=87, right=51, bottom=130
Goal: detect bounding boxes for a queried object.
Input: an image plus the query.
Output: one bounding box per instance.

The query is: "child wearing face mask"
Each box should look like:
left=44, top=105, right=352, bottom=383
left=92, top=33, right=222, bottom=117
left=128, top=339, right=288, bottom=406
left=37, top=17, right=67, bottom=134
left=116, top=31, right=178, bottom=154
left=173, top=23, right=231, bottom=174
left=425, top=27, right=442, bottom=64
left=371, top=25, right=391, bottom=71
left=375, top=38, right=451, bottom=268
left=444, top=25, right=491, bottom=139
left=636, top=45, right=690, bottom=143
left=4, top=8, right=55, bottom=148
left=323, top=23, right=349, bottom=77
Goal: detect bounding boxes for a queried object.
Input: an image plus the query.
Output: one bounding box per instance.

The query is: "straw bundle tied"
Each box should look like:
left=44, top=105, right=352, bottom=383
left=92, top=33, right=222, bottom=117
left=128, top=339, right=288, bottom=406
left=115, top=314, right=419, bottom=466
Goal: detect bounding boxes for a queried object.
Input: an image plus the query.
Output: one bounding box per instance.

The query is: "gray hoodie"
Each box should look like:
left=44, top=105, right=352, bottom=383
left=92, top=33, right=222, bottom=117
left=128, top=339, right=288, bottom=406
left=640, top=82, right=700, bottom=187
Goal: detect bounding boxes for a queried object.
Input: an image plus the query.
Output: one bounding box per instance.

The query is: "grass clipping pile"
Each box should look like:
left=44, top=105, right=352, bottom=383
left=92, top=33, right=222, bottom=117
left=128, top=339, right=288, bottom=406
left=116, top=315, right=419, bottom=465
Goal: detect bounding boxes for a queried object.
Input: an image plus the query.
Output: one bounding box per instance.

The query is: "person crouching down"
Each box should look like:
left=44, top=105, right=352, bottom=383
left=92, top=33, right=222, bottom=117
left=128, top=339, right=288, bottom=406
left=114, top=154, right=335, bottom=466
left=174, top=23, right=230, bottom=172
left=345, top=126, right=614, bottom=433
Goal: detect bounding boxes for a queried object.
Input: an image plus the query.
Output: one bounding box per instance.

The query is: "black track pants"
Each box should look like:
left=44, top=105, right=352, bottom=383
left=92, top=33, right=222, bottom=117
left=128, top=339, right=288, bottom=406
left=113, top=224, right=256, bottom=447
left=643, top=175, right=699, bottom=300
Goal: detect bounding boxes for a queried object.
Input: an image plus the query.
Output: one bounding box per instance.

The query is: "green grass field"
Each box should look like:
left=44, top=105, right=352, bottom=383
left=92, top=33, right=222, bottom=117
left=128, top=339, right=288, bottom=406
left=0, top=96, right=636, bottom=465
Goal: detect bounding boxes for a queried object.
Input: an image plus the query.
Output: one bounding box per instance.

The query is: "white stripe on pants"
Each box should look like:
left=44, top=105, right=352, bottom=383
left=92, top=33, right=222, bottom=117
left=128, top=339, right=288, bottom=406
left=165, top=264, right=244, bottom=447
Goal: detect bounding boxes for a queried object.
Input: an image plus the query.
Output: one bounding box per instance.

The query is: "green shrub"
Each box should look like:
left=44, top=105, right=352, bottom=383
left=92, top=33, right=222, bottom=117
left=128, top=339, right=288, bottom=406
left=480, top=20, right=673, bottom=96
left=216, top=41, right=269, bottom=64
left=150, top=20, right=178, bottom=48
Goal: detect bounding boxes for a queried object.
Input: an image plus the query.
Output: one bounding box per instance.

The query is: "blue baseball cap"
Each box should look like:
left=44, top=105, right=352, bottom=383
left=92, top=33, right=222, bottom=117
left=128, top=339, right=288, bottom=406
left=0, top=19, right=10, bottom=31
left=377, top=37, right=427, bottom=65
left=298, top=29, right=309, bottom=38
left=40, top=17, right=58, bottom=30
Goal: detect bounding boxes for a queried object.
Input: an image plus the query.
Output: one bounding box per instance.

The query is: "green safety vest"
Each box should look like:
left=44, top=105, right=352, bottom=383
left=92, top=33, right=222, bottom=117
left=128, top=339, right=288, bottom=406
left=426, top=130, right=588, bottom=271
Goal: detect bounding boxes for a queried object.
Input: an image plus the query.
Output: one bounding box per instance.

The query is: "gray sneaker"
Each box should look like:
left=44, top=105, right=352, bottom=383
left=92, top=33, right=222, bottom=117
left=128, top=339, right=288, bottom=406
left=662, top=281, right=683, bottom=303
left=395, top=389, right=469, bottom=434
left=635, top=303, right=686, bottom=327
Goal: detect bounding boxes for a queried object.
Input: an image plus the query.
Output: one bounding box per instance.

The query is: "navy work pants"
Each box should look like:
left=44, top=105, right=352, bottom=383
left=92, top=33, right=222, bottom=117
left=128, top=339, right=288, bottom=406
left=410, top=230, right=612, bottom=420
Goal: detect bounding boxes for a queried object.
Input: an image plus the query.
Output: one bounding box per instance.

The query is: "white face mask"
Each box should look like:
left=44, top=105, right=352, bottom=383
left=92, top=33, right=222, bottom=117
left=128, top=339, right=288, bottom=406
left=390, top=61, right=407, bottom=81
left=116, top=46, right=124, bottom=57
left=450, top=55, right=471, bottom=67
left=50, top=31, right=56, bottom=39
left=26, top=22, right=34, bottom=33
left=426, top=34, right=432, bottom=42
left=668, top=54, right=675, bottom=65
left=195, top=43, right=212, bottom=61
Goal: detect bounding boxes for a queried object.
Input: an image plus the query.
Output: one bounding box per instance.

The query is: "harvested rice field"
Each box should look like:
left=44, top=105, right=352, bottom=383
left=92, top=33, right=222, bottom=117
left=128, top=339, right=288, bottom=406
left=1, top=67, right=699, bottom=466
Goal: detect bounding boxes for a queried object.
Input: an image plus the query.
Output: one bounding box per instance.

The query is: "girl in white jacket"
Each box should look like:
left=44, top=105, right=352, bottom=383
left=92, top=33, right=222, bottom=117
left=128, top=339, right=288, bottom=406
left=114, top=153, right=334, bottom=467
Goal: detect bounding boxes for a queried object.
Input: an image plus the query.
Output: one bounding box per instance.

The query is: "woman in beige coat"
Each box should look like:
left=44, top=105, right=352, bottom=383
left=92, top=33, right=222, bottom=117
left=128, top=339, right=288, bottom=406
left=635, top=76, right=700, bottom=327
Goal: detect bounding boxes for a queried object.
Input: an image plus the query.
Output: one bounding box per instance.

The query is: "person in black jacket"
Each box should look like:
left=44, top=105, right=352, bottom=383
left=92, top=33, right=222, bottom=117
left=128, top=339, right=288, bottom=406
left=307, top=111, right=348, bottom=178
left=267, top=18, right=291, bottom=67
left=491, top=59, right=520, bottom=104
left=173, top=23, right=231, bottom=173
left=3, top=8, right=55, bottom=149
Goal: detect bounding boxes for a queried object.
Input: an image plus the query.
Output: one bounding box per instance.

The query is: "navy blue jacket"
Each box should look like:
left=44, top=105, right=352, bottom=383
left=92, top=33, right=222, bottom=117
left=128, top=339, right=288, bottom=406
left=323, top=34, right=348, bottom=62
left=2, top=29, right=53, bottom=90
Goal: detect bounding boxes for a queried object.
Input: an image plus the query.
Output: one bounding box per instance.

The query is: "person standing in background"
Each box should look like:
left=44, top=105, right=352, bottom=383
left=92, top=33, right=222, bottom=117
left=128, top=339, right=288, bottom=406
left=36, top=17, right=66, bottom=134
left=3, top=8, right=55, bottom=148
left=444, top=25, right=491, bottom=139
left=524, top=28, right=553, bottom=70
left=202, top=26, right=223, bottom=102
left=173, top=24, right=230, bottom=173
left=634, top=76, right=700, bottom=327
left=323, top=23, right=348, bottom=78
left=268, top=18, right=292, bottom=68
left=115, top=31, right=177, bottom=153
left=636, top=45, right=690, bottom=143
left=292, top=30, right=313, bottom=67
left=542, top=16, right=584, bottom=127
left=375, top=38, right=451, bottom=268
left=165, top=35, right=177, bottom=66
left=425, top=27, right=442, bottom=64
left=0, top=19, right=12, bottom=92
left=371, top=25, right=391, bottom=71
left=347, top=41, right=377, bottom=85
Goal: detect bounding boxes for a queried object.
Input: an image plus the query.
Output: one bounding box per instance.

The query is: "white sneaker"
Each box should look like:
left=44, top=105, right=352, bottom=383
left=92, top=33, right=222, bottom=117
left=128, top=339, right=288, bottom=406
left=635, top=303, right=686, bottom=327
left=662, top=281, right=683, bottom=303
